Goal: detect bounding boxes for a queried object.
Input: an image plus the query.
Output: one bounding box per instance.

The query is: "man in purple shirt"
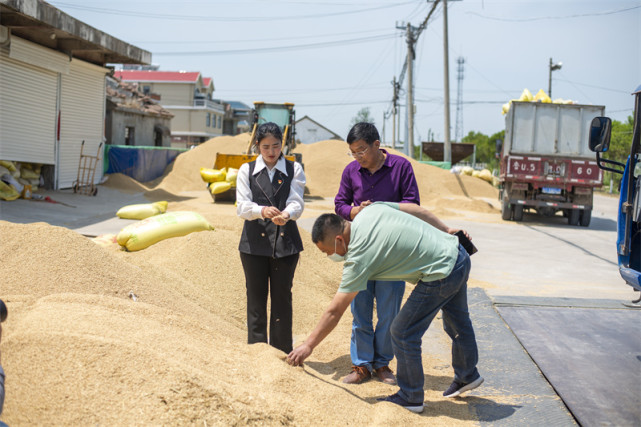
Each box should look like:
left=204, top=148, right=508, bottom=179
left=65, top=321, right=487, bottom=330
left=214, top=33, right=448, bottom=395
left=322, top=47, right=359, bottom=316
left=334, top=122, right=420, bottom=384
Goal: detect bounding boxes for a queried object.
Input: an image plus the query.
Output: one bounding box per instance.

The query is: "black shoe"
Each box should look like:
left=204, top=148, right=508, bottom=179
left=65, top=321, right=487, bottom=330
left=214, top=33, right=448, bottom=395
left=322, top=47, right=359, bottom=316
left=377, top=393, right=424, bottom=413
left=443, top=376, right=484, bottom=398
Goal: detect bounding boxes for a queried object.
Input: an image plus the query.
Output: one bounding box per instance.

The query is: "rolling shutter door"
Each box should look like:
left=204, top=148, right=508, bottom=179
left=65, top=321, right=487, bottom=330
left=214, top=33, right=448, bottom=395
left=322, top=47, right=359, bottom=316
left=58, top=59, right=107, bottom=188
left=0, top=49, right=58, bottom=163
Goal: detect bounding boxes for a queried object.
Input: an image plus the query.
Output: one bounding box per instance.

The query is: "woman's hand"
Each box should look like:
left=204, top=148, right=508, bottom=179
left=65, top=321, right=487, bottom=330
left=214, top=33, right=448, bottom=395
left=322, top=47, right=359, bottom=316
left=262, top=206, right=282, bottom=219
left=272, top=211, right=290, bottom=226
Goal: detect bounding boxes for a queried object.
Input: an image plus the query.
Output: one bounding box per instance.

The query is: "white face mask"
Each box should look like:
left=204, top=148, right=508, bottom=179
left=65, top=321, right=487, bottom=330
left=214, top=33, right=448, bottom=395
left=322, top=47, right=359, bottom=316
left=327, top=237, right=346, bottom=262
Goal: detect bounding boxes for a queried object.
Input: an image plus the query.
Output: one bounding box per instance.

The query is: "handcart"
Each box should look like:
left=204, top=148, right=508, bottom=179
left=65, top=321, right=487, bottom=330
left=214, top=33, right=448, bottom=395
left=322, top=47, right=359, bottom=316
left=72, top=140, right=102, bottom=196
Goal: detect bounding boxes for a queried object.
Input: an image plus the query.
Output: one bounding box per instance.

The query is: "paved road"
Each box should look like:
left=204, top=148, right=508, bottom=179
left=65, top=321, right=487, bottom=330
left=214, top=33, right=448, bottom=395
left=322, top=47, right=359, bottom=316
left=448, top=194, right=633, bottom=302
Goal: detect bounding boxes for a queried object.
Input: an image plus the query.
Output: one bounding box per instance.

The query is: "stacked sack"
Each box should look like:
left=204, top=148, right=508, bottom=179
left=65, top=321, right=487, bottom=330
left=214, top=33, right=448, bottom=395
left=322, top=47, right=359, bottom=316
left=502, top=88, right=576, bottom=115
left=200, top=167, right=239, bottom=195
left=0, top=160, right=43, bottom=200
left=451, top=165, right=495, bottom=186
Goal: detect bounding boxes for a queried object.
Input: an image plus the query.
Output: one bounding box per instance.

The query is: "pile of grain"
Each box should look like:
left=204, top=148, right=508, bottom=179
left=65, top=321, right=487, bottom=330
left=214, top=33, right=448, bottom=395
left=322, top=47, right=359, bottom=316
left=0, top=219, right=474, bottom=425
left=133, top=135, right=497, bottom=210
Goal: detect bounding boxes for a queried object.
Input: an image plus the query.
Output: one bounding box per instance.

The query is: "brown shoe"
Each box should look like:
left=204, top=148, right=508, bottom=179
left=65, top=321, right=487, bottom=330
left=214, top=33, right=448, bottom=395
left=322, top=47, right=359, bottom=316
left=342, top=365, right=371, bottom=384
left=375, top=366, right=397, bottom=385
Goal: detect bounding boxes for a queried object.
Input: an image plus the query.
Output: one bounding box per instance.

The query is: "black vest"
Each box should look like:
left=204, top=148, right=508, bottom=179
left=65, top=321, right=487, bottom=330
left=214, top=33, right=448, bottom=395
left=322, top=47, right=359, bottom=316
left=238, top=159, right=304, bottom=258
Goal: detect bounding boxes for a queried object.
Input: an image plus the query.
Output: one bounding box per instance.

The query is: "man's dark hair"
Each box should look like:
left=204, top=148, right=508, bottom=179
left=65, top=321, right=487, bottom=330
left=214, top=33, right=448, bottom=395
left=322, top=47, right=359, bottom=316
left=254, top=122, right=283, bottom=145
left=312, top=213, right=345, bottom=244
left=346, top=122, right=380, bottom=145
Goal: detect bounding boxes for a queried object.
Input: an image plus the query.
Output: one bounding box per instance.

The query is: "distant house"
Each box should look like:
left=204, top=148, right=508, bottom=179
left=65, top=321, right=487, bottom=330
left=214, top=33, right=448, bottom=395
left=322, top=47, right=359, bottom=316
left=114, top=69, right=225, bottom=148
left=0, top=0, right=150, bottom=189
left=218, top=100, right=252, bottom=135
left=295, top=115, right=343, bottom=144
left=105, top=76, right=173, bottom=147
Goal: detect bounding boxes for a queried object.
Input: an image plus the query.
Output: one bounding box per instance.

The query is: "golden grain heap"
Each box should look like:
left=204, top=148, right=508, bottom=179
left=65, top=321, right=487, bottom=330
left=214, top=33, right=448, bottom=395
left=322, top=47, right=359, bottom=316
left=0, top=134, right=497, bottom=425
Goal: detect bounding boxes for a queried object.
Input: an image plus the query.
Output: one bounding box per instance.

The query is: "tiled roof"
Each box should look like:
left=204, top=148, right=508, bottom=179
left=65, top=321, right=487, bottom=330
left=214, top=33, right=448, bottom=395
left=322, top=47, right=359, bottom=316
left=114, top=70, right=201, bottom=83
left=203, top=77, right=212, bottom=86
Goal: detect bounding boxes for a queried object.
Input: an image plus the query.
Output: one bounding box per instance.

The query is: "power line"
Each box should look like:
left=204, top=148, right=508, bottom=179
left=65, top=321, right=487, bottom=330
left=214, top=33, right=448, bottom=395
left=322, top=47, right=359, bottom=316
left=132, top=28, right=392, bottom=45
left=153, top=33, right=398, bottom=55
left=555, top=79, right=633, bottom=94
left=52, top=0, right=417, bottom=21
left=467, top=5, right=641, bottom=22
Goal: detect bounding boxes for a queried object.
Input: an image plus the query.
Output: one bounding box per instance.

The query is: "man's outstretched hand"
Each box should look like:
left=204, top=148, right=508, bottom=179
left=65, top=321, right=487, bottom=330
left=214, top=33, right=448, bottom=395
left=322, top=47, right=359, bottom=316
left=287, top=343, right=312, bottom=367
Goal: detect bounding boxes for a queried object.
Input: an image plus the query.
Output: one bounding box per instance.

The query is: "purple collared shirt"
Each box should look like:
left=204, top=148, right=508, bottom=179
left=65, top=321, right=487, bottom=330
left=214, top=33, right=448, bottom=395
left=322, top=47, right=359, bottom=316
left=334, top=149, right=420, bottom=220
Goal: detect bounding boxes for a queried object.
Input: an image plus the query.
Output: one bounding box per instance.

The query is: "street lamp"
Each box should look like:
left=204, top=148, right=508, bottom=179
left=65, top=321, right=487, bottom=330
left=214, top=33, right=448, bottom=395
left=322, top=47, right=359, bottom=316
left=548, top=57, right=562, bottom=98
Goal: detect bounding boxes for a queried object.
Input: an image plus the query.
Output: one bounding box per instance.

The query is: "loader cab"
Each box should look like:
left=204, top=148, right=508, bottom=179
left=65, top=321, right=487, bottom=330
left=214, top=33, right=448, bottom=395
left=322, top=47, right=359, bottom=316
left=250, top=102, right=297, bottom=155
left=589, top=85, right=641, bottom=302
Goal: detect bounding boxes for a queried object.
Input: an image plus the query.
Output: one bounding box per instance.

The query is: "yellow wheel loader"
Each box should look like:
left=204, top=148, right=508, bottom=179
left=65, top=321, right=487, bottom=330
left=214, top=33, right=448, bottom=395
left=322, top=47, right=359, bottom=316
left=208, top=102, right=301, bottom=202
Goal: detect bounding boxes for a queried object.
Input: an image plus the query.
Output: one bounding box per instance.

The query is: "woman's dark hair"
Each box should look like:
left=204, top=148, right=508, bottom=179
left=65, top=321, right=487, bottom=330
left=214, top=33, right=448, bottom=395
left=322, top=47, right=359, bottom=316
left=255, top=122, right=283, bottom=145
left=346, top=122, right=379, bottom=145
left=311, top=213, right=345, bottom=244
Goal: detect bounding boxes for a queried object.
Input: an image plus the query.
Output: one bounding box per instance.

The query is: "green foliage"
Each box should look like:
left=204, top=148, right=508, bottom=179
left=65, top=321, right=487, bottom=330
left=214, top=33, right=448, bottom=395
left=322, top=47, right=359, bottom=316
left=351, top=108, right=375, bottom=127
left=461, top=130, right=503, bottom=170
left=602, top=114, right=634, bottom=192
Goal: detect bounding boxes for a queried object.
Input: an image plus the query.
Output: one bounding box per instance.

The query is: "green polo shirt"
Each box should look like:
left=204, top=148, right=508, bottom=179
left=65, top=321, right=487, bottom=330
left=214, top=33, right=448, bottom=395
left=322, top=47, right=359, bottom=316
left=338, top=202, right=460, bottom=293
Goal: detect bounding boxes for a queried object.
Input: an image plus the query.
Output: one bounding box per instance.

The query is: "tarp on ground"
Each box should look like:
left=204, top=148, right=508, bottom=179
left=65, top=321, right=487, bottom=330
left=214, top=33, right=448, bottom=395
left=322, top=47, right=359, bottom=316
left=105, top=145, right=187, bottom=183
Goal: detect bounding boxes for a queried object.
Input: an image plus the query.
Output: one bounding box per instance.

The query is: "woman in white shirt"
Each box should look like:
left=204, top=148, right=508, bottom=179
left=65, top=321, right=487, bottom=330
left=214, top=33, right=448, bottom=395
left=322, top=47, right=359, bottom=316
left=236, top=122, right=306, bottom=353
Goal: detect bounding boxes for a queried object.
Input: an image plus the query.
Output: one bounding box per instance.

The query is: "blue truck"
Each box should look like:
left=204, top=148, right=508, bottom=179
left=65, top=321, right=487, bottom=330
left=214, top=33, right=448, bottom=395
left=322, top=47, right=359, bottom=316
left=588, top=84, right=641, bottom=306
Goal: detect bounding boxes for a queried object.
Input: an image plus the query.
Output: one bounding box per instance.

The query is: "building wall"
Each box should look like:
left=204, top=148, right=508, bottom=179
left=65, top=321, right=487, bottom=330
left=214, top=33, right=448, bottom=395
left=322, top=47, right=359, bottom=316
left=297, top=119, right=342, bottom=144
left=107, top=109, right=171, bottom=147
left=147, top=82, right=193, bottom=106
left=0, top=35, right=107, bottom=189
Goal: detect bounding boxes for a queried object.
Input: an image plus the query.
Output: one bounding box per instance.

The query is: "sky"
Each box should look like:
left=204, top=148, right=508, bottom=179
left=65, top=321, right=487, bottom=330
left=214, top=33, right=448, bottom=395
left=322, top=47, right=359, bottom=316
left=49, top=0, right=640, bottom=147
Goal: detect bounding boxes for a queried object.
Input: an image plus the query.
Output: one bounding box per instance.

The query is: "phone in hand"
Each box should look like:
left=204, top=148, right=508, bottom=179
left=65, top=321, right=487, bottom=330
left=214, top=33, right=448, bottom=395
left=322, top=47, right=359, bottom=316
left=454, top=230, right=478, bottom=255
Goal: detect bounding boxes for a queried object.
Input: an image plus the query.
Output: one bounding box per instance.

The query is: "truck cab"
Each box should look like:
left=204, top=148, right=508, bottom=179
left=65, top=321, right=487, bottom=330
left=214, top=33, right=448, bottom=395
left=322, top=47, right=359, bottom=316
left=588, top=84, right=641, bottom=303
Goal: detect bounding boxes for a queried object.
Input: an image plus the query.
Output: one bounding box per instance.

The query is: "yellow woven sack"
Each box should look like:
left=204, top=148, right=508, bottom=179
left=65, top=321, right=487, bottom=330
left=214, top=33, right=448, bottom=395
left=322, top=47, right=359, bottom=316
left=461, top=166, right=474, bottom=176
left=533, top=89, right=551, bottom=103
left=0, top=180, right=20, bottom=201
left=518, top=88, right=533, bottom=102
left=478, top=169, right=493, bottom=183
left=20, top=167, right=40, bottom=180
left=117, top=211, right=214, bottom=252
left=0, top=160, right=16, bottom=172
left=116, top=201, right=168, bottom=220
left=200, top=168, right=226, bottom=183
left=225, top=167, right=239, bottom=187
left=209, top=181, right=232, bottom=194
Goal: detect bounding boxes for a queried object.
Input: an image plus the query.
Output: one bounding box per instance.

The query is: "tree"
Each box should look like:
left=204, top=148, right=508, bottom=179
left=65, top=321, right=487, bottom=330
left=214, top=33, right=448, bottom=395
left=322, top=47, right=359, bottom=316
left=602, top=114, right=634, bottom=191
left=350, top=107, right=375, bottom=127
left=461, top=130, right=503, bottom=170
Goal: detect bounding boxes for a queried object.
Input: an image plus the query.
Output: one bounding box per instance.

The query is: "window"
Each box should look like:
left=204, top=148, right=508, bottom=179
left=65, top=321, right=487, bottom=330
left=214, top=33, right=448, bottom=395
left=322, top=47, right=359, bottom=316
left=125, top=127, right=135, bottom=145
left=218, top=115, right=222, bottom=128
left=142, top=85, right=150, bottom=95
left=206, top=113, right=211, bottom=127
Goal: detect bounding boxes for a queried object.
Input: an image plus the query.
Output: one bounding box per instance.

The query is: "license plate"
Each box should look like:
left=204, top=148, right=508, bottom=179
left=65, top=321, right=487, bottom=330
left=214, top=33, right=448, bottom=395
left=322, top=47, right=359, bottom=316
left=542, top=187, right=562, bottom=195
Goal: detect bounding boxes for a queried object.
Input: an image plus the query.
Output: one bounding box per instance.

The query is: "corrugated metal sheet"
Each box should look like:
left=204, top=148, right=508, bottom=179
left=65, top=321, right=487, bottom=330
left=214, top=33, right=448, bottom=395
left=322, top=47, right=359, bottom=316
left=0, top=50, right=57, bottom=163
left=9, top=37, right=70, bottom=74
left=58, top=59, right=106, bottom=188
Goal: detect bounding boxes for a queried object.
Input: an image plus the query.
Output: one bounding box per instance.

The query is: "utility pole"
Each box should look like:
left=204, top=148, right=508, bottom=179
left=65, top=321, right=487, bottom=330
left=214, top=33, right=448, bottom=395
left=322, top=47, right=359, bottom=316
left=395, top=1, right=441, bottom=157
left=406, top=23, right=415, bottom=157
left=391, top=76, right=399, bottom=149
left=443, top=0, right=451, bottom=165
left=454, top=56, right=465, bottom=142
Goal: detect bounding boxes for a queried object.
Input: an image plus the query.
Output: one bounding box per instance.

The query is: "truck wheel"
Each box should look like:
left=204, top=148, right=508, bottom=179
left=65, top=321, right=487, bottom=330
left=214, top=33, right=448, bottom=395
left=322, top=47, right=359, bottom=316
left=501, top=198, right=512, bottom=220
left=513, top=205, right=524, bottom=221
left=568, top=209, right=580, bottom=226
left=580, top=209, right=591, bottom=227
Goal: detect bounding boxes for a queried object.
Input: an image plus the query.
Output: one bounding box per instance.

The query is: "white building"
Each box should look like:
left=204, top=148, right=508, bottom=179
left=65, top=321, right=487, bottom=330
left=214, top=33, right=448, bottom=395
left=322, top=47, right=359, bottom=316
left=295, top=115, right=342, bottom=144
left=0, top=0, right=150, bottom=190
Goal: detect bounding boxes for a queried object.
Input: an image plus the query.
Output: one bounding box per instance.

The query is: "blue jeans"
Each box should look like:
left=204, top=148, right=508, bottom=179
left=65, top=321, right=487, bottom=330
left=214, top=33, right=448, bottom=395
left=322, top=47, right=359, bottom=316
left=350, top=280, right=405, bottom=371
left=391, top=245, right=480, bottom=403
